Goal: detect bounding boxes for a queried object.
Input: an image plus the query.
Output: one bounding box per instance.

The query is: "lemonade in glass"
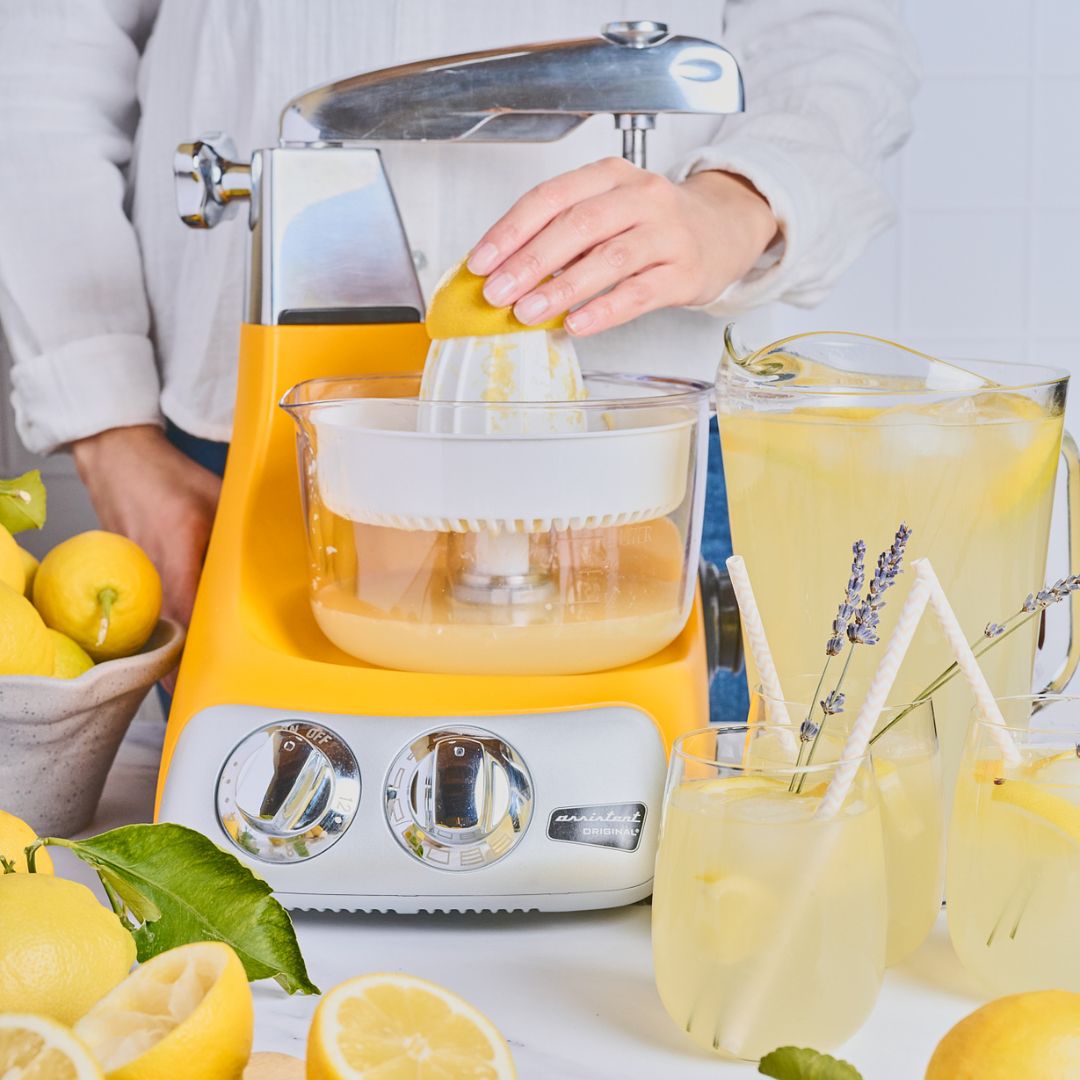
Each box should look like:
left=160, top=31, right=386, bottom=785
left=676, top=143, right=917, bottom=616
left=652, top=725, right=886, bottom=1060
left=947, top=695, right=1080, bottom=995
left=752, top=687, right=944, bottom=966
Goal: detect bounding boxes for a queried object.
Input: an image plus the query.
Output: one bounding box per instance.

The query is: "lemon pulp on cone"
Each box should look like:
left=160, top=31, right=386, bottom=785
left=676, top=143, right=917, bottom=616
left=307, top=973, right=516, bottom=1080
left=75, top=941, right=254, bottom=1080
left=0, top=1013, right=104, bottom=1079
left=925, top=990, right=1080, bottom=1079
left=426, top=260, right=563, bottom=339
left=0, top=808, right=53, bottom=874
left=0, top=874, right=135, bottom=1025
left=18, top=545, right=39, bottom=598
left=48, top=629, right=95, bottom=679
left=33, top=531, right=162, bottom=662
left=0, top=581, right=55, bottom=676
left=0, top=526, right=25, bottom=593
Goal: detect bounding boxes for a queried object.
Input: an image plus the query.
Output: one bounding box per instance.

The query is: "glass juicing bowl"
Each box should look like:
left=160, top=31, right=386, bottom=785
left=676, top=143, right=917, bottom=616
left=280, top=373, right=711, bottom=675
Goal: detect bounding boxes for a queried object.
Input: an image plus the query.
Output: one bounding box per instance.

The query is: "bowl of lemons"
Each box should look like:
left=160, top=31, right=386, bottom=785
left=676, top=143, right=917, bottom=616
left=0, top=471, right=184, bottom=835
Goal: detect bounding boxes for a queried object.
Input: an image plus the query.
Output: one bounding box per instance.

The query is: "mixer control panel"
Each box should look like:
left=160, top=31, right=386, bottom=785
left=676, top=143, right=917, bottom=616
left=216, top=721, right=360, bottom=863
left=384, top=726, right=534, bottom=871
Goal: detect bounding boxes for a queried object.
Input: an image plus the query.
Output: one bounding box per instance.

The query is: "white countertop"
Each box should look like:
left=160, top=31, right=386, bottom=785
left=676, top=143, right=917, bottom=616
left=61, top=715, right=987, bottom=1080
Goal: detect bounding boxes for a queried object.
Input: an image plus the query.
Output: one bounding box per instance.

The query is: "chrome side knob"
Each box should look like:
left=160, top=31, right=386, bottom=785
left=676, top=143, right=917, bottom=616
left=175, top=133, right=252, bottom=229
left=385, top=727, right=533, bottom=870
left=217, top=721, right=360, bottom=863
left=602, top=20, right=669, bottom=48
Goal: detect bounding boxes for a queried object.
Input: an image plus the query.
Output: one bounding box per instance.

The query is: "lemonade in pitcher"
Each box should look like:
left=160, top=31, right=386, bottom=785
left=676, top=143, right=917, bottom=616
left=718, top=331, right=1076, bottom=789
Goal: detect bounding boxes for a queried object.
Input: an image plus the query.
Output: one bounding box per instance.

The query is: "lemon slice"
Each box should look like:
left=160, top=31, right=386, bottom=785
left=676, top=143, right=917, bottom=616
left=307, top=973, right=516, bottom=1080
left=0, top=1014, right=103, bottom=1079
left=74, top=942, right=253, bottom=1080
left=692, top=874, right=779, bottom=964
left=991, top=779, right=1080, bottom=845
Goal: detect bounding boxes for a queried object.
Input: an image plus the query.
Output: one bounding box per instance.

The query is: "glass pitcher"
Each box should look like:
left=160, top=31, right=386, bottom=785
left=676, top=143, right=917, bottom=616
left=717, top=328, right=1080, bottom=791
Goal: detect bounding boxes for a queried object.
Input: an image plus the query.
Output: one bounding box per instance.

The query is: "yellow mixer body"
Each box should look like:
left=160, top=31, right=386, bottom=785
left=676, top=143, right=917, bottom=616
left=156, top=323, right=711, bottom=816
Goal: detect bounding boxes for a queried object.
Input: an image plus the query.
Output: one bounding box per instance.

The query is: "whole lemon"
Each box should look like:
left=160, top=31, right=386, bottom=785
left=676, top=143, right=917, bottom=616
left=33, top=531, right=162, bottom=662
left=18, top=545, right=39, bottom=597
left=426, top=259, right=564, bottom=339
left=0, top=873, right=136, bottom=1025
left=48, top=628, right=95, bottom=678
left=0, top=581, right=55, bottom=675
left=0, top=808, right=53, bottom=874
left=0, top=526, right=25, bottom=592
left=925, top=991, right=1080, bottom=1079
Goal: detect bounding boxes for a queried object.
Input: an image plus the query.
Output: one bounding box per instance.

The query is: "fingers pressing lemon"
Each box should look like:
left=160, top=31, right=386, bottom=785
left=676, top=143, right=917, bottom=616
left=426, top=259, right=563, bottom=339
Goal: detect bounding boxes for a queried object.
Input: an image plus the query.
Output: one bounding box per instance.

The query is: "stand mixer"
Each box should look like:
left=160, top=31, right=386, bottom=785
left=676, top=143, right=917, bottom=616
left=157, top=22, right=744, bottom=913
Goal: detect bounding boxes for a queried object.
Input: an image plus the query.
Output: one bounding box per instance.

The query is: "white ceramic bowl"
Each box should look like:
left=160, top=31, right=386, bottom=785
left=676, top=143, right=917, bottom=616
left=0, top=619, right=184, bottom=836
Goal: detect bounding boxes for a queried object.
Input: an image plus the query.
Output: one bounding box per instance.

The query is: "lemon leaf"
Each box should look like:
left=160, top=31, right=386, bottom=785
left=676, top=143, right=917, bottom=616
left=0, top=470, right=46, bottom=533
left=47, top=823, right=319, bottom=995
left=759, top=1047, right=863, bottom=1080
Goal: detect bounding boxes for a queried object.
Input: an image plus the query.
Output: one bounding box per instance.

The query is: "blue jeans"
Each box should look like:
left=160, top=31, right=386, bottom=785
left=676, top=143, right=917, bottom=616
left=164, top=418, right=747, bottom=721
left=703, top=417, right=749, bottom=723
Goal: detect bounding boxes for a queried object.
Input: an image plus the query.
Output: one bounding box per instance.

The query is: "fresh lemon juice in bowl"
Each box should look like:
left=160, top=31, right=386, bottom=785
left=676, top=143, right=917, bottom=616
left=947, top=695, right=1080, bottom=995
left=751, top=685, right=944, bottom=965
left=652, top=725, right=886, bottom=1061
left=718, top=332, right=1076, bottom=796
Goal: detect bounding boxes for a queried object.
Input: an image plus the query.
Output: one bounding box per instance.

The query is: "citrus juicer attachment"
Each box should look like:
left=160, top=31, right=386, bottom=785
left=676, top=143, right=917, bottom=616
left=157, top=22, right=746, bottom=913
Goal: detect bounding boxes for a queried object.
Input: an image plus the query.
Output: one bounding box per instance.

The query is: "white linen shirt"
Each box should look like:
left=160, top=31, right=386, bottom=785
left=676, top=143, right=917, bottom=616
left=0, top=0, right=917, bottom=454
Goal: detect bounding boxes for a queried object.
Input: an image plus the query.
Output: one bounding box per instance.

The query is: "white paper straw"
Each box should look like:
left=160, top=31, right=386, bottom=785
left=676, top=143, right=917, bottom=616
left=919, top=560, right=1021, bottom=766
left=725, top=556, right=798, bottom=752
left=816, top=564, right=933, bottom=820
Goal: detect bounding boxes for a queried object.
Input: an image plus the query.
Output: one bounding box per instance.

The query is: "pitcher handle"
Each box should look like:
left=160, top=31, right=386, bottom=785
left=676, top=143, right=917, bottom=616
left=1040, top=431, right=1080, bottom=693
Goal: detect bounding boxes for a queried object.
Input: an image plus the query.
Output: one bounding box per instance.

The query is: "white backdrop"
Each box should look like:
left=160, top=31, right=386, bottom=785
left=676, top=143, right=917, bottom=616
left=3, top=0, right=1078, bottom=561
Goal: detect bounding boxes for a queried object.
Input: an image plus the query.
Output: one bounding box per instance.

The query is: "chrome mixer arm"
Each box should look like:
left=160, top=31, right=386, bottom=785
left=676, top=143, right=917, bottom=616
left=279, top=20, right=744, bottom=168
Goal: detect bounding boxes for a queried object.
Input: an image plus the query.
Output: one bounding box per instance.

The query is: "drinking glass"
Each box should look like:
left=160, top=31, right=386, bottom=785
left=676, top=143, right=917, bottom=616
left=652, top=725, right=886, bottom=1060
left=947, top=695, right=1080, bottom=995
left=751, top=685, right=944, bottom=965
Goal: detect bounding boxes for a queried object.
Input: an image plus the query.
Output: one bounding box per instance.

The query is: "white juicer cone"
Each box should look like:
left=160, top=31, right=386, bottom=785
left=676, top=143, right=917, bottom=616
left=418, top=329, right=586, bottom=434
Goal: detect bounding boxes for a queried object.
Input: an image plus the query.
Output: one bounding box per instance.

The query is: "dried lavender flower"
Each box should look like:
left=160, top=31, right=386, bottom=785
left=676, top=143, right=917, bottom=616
left=827, top=541, right=866, bottom=656
left=800, top=718, right=820, bottom=742
left=848, top=523, right=912, bottom=647
left=820, top=690, right=846, bottom=716
left=984, top=622, right=1006, bottom=639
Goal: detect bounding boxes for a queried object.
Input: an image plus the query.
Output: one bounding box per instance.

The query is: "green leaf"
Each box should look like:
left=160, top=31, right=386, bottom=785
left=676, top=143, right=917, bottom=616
left=759, top=1047, right=864, bottom=1080
left=0, top=470, right=46, bottom=533
left=47, top=823, right=319, bottom=995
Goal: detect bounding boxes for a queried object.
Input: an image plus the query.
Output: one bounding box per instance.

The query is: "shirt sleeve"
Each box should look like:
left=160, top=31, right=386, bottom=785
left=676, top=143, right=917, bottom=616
left=670, top=0, right=920, bottom=315
left=0, top=0, right=164, bottom=455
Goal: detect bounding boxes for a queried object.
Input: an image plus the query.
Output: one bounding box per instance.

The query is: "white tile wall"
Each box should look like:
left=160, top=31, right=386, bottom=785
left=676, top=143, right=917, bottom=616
left=2, top=0, right=1079, bottom=543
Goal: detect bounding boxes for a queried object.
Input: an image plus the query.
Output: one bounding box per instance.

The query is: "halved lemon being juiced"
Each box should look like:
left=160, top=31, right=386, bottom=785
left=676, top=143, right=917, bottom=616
left=0, top=1014, right=103, bottom=1079
left=73, top=941, right=253, bottom=1080
left=307, top=973, right=516, bottom=1080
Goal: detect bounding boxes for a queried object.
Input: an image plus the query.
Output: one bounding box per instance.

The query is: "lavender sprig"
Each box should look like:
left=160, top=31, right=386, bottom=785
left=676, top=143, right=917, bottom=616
left=847, top=523, right=912, bottom=647
left=827, top=542, right=866, bottom=656
left=820, top=690, right=846, bottom=715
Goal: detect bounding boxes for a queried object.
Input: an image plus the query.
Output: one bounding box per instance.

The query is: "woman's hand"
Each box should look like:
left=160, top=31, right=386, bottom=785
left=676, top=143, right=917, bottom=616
left=467, top=159, right=779, bottom=336
left=72, top=425, right=221, bottom=631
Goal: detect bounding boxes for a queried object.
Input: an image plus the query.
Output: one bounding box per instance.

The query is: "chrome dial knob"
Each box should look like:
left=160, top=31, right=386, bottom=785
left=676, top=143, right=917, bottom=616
left=385, top=727, right=533, bottom=870
left=217, top=721, right=360, bottom=863
left=175, top=133, right=252, bottom=229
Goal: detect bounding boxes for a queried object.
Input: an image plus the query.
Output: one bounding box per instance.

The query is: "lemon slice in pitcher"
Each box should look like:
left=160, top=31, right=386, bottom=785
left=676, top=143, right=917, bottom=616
left=991, top=778, right=1080, bottom=845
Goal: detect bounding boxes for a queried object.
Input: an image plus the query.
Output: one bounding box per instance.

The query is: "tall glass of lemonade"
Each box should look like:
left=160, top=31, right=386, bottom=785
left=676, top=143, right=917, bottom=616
left=718, top=331, right=1077, bottom=794
left=652, top=725, right=886, bottom=1060
left=947, top=695, right=1080, bottom=995
left=751, top=686, right=944, bottom=965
